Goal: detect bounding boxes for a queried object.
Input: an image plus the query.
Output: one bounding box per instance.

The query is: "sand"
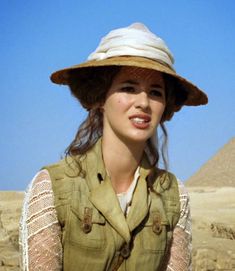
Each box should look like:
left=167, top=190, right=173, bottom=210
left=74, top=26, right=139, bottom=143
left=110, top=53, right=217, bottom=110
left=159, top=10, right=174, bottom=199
left=188, top=187, right=235, bottom=270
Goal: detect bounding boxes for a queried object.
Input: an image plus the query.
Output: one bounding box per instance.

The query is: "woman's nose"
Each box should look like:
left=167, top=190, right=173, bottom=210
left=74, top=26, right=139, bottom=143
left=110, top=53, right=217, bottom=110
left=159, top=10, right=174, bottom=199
left=134, top=91, right=149, bottom=109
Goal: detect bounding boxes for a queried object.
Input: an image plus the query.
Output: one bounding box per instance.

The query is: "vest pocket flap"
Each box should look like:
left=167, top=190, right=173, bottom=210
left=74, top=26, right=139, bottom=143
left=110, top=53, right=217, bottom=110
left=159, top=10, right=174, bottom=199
left=144, top=211, right=169, bottom=227
left=144, top=219, right=169, bottom=227
left=71, top=206, right=106, bottom=225
left=92, top=213, right=106, bottom=224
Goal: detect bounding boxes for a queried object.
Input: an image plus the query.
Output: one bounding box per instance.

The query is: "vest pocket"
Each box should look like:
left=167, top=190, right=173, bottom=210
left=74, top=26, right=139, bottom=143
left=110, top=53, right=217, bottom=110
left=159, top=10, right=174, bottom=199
left=68, top=205, right=106, bottom=249
left=140, top=211, right=169, bottom=253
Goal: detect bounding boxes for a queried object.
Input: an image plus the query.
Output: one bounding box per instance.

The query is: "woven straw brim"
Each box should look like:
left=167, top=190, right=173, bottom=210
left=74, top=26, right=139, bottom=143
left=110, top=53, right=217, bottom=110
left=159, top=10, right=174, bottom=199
left=50, top=56, right=208, bottom=106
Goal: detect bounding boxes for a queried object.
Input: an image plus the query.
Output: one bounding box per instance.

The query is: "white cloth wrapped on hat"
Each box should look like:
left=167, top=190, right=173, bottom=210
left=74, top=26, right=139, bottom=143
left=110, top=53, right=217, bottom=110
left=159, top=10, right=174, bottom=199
left=88, top=23, right=175, bottom=71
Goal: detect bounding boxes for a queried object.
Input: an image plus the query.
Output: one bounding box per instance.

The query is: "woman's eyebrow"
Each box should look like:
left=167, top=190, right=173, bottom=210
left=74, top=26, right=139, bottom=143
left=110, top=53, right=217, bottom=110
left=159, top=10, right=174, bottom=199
left=120, top=80, right=139, bottom=85
left=151, top=83, right=164, bottom=89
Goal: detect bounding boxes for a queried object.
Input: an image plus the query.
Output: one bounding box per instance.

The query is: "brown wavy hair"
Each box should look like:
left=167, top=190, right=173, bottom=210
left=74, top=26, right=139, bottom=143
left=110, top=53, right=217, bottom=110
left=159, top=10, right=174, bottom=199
left=65, top=66, right=188, bottom=174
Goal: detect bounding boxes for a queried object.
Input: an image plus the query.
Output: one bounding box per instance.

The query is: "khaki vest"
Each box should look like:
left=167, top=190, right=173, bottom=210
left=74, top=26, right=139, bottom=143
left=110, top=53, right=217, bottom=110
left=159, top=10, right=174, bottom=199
left=44, top=139, right=180, bottom=271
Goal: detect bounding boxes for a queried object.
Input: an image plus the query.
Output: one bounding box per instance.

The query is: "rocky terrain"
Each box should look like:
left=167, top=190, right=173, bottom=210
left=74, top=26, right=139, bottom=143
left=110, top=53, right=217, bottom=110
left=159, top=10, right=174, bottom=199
left=0, top=137, right=234, bottom=270
left=188, top=187, right=235, bottom=270
left=0, top=192, right=23, bottom=271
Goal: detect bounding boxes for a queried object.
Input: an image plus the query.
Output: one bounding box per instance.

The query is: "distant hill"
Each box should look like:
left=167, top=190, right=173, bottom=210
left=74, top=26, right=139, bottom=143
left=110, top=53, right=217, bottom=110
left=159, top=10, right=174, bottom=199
left=186, top=137, right=235, bottom=187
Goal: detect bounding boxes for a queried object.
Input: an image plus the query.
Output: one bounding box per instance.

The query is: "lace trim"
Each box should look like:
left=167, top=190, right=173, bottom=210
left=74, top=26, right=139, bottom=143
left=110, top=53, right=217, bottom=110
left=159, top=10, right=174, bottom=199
left=28, top=224, right=62, bottom=270
left=167, top=227, right=192, bottom=271
left=177, top=180, right=192, bottom=236
left=19, top=171, right=42, bottom=271
left=19, top=170, right=61, bottom=271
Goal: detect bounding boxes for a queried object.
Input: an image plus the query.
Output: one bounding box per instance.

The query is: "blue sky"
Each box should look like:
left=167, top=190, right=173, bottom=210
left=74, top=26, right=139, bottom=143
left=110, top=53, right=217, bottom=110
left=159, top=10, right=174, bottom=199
left=1, top=0, right=235, bottom=190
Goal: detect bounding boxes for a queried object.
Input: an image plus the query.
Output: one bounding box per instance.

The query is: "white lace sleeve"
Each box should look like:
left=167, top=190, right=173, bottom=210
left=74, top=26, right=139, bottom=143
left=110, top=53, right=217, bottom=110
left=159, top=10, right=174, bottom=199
left=19, top=169, right=63, bottom=271
left=166, top=181, right=192, bottom=271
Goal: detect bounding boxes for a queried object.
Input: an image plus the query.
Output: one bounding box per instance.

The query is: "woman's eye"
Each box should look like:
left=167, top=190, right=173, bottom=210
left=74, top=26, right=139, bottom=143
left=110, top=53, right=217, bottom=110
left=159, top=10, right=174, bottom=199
left=150, top=89, right=163, bottom=97
left=121, top=86, right=136, bottom=93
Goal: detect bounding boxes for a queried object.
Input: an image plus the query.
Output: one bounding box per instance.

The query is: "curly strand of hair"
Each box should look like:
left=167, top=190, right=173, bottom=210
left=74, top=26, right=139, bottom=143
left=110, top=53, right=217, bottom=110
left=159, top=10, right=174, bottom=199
left=160, top=123, right=168, bottom=171
left=64, top=109, right=102, bottom=177
left=65, top=108, right=103, bottom=157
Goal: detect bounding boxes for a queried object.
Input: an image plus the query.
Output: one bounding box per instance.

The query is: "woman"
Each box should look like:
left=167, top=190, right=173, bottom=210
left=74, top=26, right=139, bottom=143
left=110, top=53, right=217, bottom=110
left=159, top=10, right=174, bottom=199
left=20, top=23, right=208, bottom=270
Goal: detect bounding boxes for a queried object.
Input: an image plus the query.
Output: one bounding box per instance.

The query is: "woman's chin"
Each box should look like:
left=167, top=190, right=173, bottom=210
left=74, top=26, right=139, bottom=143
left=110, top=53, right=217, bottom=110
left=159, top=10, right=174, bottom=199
left=120, top=131, right=153, bottom=144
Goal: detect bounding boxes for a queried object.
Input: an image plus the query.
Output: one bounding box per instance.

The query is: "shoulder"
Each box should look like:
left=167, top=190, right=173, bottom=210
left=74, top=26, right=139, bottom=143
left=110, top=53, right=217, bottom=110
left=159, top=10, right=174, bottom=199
left=21, top=169, right=57, bottom=237
left=151, top=168, right=179, bottom=194
left=23, top=169, right=54, bottom=204
left=42, top=157, right=68, bottom=177
left=43, top=155, right=83, bottom=179
left=24, top=169, right=52, bottom=201
left=155, top=170, right=190, bottom=212
left=175, top=180, right=191, bottom=232
left=174, top=179, right=191, bottom=213
left=177, top=179, right=190, bottom=201
left=42, top=157, right=76, bottom=187
left=42, top=156, right=87, bottom=200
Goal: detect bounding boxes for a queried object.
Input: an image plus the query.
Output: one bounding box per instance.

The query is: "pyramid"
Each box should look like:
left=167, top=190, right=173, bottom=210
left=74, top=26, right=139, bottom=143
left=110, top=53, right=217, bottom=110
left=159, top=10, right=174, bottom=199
left=186, top=137, right=235, bottom=187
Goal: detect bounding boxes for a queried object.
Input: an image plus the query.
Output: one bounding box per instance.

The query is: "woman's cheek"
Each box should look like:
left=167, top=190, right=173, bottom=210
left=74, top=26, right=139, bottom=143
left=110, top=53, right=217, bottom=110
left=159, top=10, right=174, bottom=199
left=117, top=95, right=132, bottom=107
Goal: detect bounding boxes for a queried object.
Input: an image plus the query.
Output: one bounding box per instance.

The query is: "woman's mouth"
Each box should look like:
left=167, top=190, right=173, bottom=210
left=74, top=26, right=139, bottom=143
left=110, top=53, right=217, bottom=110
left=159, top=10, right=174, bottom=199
left=129, top=115, right=151, bottom=129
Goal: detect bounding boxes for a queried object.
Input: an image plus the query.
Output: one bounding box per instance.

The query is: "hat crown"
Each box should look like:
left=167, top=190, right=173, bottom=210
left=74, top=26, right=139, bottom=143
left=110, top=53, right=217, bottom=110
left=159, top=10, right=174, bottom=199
left=88, top=22, right=175, bottom=71
left=128, top=22, right=150, bottom=31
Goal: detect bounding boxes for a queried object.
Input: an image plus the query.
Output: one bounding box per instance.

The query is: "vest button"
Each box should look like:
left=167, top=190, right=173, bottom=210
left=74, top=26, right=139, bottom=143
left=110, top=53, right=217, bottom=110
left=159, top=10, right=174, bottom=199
left=152, top=223, right=162, bottom=235
left=152, top=213, right=162, bottom=235
left=120, top=244, right=130, bottom=258
left=82, top=223, right=92, bottom=233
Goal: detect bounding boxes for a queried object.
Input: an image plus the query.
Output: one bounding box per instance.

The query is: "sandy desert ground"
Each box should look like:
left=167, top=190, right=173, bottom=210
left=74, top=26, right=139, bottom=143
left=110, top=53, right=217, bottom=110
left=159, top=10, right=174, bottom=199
left=188, top=186, right=235, bottom=270
left=0, top=192, right=23, bottom=271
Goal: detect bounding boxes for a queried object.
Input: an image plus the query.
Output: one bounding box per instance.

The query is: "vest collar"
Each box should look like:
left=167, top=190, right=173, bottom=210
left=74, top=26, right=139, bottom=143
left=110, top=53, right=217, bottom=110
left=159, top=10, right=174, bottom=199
left=84, top=137, right=107, bottom=188
left=84, top=137, right=153, bottom=243
left=85, top=137, right=152, bottom=186
left=85, top=138, right=130, bottom=242
left=84, top=138, right=153, bottom=243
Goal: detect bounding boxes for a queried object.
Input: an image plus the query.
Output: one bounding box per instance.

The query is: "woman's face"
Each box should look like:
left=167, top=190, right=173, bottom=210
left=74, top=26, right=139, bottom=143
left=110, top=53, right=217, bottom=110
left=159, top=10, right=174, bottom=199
left=102, top=66, right=166, bottom=144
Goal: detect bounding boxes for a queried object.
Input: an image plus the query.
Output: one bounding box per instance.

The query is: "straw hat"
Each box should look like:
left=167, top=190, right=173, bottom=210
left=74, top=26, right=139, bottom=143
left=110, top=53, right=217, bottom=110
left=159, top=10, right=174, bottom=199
left=50, top=23, right=208, bottom=108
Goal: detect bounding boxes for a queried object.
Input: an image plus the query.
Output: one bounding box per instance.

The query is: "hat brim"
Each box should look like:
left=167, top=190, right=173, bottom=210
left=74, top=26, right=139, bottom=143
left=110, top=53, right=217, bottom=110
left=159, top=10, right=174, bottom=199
left=50, top=56, right=208, bottom=106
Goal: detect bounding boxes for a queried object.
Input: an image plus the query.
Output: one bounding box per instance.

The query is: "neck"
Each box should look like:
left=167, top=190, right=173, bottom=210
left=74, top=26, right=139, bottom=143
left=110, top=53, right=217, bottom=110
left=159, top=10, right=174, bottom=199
left=102, top=135, right=146, bottom=193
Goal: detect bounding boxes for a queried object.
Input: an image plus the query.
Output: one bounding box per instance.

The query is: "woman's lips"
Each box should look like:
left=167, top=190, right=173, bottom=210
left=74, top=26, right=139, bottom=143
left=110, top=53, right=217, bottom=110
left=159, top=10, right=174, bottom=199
left=129, top=114, right=151, bottom=129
